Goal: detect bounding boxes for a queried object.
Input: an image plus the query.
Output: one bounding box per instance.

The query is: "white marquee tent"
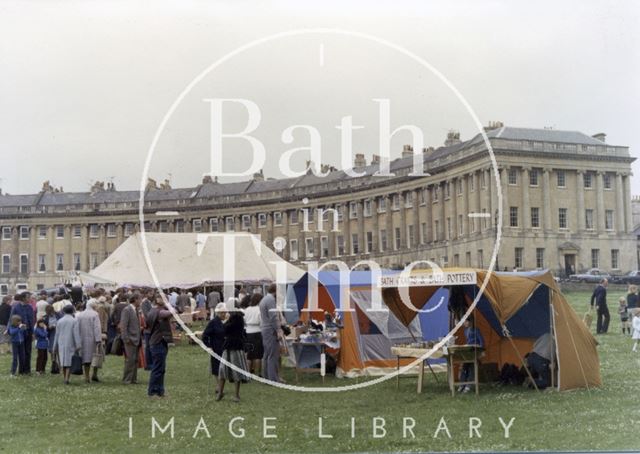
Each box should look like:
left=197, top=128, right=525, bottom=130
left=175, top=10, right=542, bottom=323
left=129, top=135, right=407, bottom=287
left=91, top=232, right=304, bottom=288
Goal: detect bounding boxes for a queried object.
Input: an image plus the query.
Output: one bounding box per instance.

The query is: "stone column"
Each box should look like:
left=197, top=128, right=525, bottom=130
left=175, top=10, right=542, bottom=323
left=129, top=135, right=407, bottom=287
left=439, top=182, right=446, bottom=241
left=328, top=207, right=336, bottom=259
left=29, top=226, right=36, bottom=273
left=521, top=167, right=530, bottom=231
left=624, top=174, right=633, bottom=233
left=282, top=211, right=290, bottom=260
left=384, top=196, right=393, bottom=250
left=116, top=222, right=124, bottom=246
left=488, top=168, right=496, bottom=231
left=430, top=186, right=438, bottom=241
left=596, top=171, right=605, bottom=233
left=251, top=214, right=258, bottom=234
left=576, top=170, right=585, bottom=232
left=66, top=225, right=72, bottom=270
left=99, top=224, right=107, bottom=263
left=474, top=171, right=481, bottom=233
left=462, top=175, right=469, bottom=236
left=412, top=189, right=420, bottom=247
left=371, top=198, right=379, bottom=253
left=500, top=167, right=510, bottom=229
left=344, top=204, right=352, bottom=256
left=48, top=225, right=55, bottom=271
left=615, top=172, right=625, bottom=234
left=423, top=187, right=432, bottom=243
left=399, top=194, right=407, bottom=249
left=450, top=179, right=458, bottom=240
left=81, top=224, right=89, bottom=271
left=357, top=200, right=365, bottom=254
left=542, top=168, right=552, bottom=232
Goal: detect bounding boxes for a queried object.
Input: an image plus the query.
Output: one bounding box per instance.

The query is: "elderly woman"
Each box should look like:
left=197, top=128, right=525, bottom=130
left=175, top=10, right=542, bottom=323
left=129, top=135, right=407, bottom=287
left=77, top=300, right=103, bottom=383
left=216, top=306, right=251, bottom=402
left=202, top=302, right=227, bottom=396
left=53, top=305, right=81, bottom=384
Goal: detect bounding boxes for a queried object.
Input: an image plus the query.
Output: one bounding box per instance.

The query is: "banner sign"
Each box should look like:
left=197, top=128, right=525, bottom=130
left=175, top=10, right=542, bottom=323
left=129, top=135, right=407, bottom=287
left=377, top=271, right=477, bottom=288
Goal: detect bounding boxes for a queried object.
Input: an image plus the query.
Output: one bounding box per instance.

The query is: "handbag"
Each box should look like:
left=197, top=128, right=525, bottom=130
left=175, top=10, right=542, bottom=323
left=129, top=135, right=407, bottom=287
left=583, top=309, right=593, bottom=328
left=70, top=352, right=83, bottom=375
left=51, top=353, right=60, bottom=374
left=91, top=343, right=105, bottom=368
left=112, top=335, right=124, bottom=356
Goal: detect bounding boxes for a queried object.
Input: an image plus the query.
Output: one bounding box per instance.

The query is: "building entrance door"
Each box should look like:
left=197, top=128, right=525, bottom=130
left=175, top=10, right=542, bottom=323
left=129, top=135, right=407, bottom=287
left=564, top=254, right=576, bottom=277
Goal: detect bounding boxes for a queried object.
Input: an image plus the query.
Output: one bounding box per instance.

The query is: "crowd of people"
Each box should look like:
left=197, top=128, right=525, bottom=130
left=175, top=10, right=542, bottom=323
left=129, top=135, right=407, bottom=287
left=3, top=277, right=639, bottom=400
left=0, top=282, right=289, bottom=402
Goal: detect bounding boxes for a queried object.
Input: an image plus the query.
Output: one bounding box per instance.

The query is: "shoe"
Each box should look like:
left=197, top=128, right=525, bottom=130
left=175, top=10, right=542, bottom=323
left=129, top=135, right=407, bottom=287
left=92, top=377, right=100, bottom=382
left=215, top=392, right=224, bottom=402
left=232, top=396, right=240, bottom=403
left=462, top=386, right=471, bottom=393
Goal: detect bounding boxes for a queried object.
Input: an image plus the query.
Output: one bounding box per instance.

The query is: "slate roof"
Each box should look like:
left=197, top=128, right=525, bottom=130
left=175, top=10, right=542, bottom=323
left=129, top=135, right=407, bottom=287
left=487, top=126, right=607, bottom=145
left=0, top=126, right=625, bottom=208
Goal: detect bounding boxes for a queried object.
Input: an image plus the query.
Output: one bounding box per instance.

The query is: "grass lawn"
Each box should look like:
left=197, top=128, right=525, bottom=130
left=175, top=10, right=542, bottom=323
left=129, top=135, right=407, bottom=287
left=0, top=291, right=638, bottom=453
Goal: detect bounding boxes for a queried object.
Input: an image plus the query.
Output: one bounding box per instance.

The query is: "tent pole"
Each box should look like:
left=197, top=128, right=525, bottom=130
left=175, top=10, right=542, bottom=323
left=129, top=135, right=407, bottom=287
left=503, top=326, right=540, bottom=393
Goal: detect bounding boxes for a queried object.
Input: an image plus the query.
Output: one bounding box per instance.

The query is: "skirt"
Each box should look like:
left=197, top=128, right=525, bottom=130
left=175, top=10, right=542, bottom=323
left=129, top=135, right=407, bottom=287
left=217, top=349, right=251, bottom=383
left=0, top=325, right=8, bottom=345
left=246, top=332, right=264, bottom=360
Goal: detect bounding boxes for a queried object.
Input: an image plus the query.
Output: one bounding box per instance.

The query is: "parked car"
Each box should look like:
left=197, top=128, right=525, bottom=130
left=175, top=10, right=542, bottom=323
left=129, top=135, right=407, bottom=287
left=611, top=270, right=640, bottom=285
left=569, top=268, right=611, bottom=283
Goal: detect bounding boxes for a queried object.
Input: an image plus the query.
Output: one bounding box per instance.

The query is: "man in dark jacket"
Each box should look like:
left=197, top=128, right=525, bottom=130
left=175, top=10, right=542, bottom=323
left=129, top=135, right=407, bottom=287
left=10, top=293, right=34, bottom=373
left=591, top=278, right=609, bottom=334
left=146, top=295, right=173, bottom=398
left=119, top=293, right=142, bottom=384
left=140, top=291, right=154, bottom=371
left=175, top=290, right=190, bottom=314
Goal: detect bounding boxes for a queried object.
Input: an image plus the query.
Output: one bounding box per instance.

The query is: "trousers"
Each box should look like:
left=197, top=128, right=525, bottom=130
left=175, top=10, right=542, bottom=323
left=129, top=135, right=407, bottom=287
left=148, top=341, right=168, bottom=397
left=596, top=305, right=610, bottom=334
left=261, top=328, right=280, bottom=382
left=11, top=342, right=26, bottom=375
left=122, top=342, right=139, bottom=384
left=35, top=348, right=48, bottom=373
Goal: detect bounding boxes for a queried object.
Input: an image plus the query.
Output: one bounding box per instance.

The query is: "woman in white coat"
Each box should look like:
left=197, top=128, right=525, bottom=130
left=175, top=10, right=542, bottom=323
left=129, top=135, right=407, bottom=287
left=53, top=305, right=81, bottom=384
left=77, top=300, right=103, bottom=383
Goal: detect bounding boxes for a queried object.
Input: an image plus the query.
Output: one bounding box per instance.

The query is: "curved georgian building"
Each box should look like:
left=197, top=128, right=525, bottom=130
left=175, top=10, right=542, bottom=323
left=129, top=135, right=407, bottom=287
left=0, top=124, right=635, bottom=293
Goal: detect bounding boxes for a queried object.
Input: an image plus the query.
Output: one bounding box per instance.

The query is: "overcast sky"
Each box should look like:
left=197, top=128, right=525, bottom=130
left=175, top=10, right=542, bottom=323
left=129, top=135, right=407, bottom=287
left=0, top=0, right=638, bottom=195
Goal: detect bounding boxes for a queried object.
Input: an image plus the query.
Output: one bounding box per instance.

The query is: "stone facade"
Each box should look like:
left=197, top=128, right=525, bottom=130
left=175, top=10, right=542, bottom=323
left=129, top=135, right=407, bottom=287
left=0, top=125, right=635, bottom=293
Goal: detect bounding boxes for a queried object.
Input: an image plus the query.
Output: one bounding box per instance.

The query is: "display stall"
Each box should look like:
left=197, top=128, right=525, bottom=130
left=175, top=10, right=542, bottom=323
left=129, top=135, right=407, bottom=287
left=286, top=270, right=450, bottom=379
left=380, top=268, right=601, bottom=392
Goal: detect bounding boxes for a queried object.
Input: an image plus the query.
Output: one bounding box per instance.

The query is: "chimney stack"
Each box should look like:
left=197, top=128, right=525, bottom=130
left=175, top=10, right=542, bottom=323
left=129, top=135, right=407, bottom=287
left=145, top=178, right=158, bottom=191
left=484, top=121, right=504, bottom=132
left=354, top=153, right=366, bottom=168
left=444, top=130, right=461, bottom=146
left=401, top=145, right=414, bottom=158
left=592, top=132, right=606, bottom=143
left=253, top=169, right=264, bottom=181
left=371, top=154, right=380, bottom=165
